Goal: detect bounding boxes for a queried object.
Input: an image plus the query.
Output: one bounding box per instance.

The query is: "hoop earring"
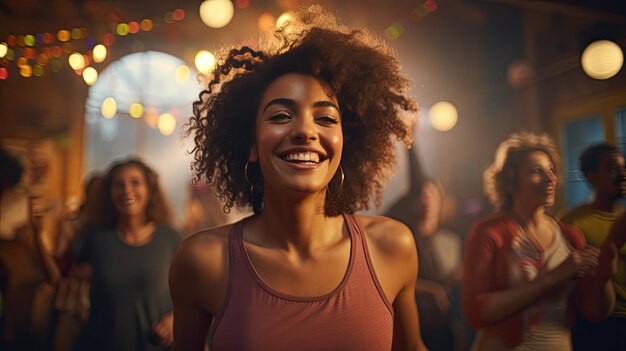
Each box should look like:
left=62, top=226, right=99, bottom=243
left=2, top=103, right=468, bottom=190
left=244, top=161, right=262, bottom=195
left=327, top=165, right=344, bottom=195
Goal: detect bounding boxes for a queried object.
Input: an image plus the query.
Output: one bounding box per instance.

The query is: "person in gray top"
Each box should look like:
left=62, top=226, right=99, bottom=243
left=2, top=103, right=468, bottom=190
left=71, top=158, right=181, bottom=351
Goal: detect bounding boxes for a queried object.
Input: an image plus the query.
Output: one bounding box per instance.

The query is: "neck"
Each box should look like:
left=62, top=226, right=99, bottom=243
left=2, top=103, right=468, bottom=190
left=590, top=192, right=619, bottom=213
left=255, top=187, right=344, bottom=252
left=116, top=215, right=154, bottom=241
left=510, top=202, right=546, bottom=227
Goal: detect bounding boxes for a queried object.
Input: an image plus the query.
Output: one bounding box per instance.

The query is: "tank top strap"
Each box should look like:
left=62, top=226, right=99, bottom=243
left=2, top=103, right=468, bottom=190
left=209, top=219, right=245, bottom=338
left=342, top=213, right=394, bottom=316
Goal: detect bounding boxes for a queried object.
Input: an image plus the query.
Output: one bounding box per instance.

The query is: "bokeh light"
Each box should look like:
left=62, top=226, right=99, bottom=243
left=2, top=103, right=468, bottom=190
left=199, top=0, right=235, bottom=29
left=129, top=103, right=144, bottom=118
left=173, top=9, right=186, bottom=21
left=236, top=0, right=250, bottom=9
left=17, top=57, right=28, bottom=67
left=157, top=113, right=177, bottom=135
left=71, top=28, right=82, bottom=40
left=258, top=13, right=275, bottom=31
left=175, top=65, right=191, bottom=83
left=0, top=43, right=8, bottom=58
left=20, top=65, right=33, bottom=78
left=581, top=40, right=624, bottom=80
left=62, top=42, right=74, bottom=53
left=429, top=101, right=459, bottom=132
left=69, top=52, right=86, bottom=70
left=0, top=67, right=7, bottom=80
left=140, top=19, right=154, bottom=31
left=144, top=107, right=160, bottom=128
left=82, top=67, right=98, bottom=85
left=385, top=23, right=404, bottom=40
left=43, top=33, right=54, bottom=44
left=93, top=44, right=107, bottom=63
left=276, top=12, right=294, bottom=29
left=101, top=97, right=117, bottom=118
left=57, top=30, right=70, bottom=42
left=507, top=59, right=535, bottom=88
left=195, top=50, right=216, bottom=74
left=129, top=22, right=140, bottom=34
left=33, top=64, right=45, bottom=77
left=104, top=33, right=115, bottom=46
left=24, top=35, right=35, bottom=46
left=116, top=23, right=130, bottom=36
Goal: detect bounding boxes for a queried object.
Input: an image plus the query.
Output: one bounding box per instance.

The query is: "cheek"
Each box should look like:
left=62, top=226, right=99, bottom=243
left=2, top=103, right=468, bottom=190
left=328, top=131, right=343, bottom=155
left=257, top=126, right=286, bottom=152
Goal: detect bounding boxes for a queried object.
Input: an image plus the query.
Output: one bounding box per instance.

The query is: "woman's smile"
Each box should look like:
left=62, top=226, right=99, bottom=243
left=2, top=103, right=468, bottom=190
left=252, top=73, right=343, bottom=193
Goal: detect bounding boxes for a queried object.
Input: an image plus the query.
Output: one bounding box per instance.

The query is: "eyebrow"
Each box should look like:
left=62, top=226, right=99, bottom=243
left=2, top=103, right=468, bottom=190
left=262, top=98, right=340, bottom=113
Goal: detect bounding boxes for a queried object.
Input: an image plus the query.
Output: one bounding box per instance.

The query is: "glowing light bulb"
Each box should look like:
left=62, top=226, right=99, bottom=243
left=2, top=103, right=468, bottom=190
left=158, top=113, right=177, bottom=135
left=428, top=101, right=459, bottom=132
left=101, top=97, right=117, bottom=119
left=69, top=52, right=85, bottom=70
left=129, top=103, right=144, bottom=118
left=581, top=40, right=623, bottom=80
left=82, top=67, right=98, bottom=85
left=93, top=44, right=107, bottom=63
left=199, top=0, right=235, bottom=29
left=195, top=50, right=217, bottom=74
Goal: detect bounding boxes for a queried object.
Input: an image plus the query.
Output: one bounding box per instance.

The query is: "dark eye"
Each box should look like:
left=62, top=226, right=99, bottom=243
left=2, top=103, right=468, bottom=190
left=316, top=115, right=339, bottom=125
left=131, top=179, right=141, bottom=186
left=269, top=112, right=291, bottom=122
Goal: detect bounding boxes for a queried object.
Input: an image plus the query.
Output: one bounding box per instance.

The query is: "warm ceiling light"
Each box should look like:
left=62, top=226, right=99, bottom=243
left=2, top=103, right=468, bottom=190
left=199, top=0, right=235, bottom=29
left=428, top=101, right=459, bottom=132
left=581, top=40, right=624, bottom=80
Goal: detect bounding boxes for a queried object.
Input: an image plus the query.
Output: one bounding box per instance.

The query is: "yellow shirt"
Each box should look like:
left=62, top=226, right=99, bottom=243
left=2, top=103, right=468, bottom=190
left=560, top=204, right=626, bottom=316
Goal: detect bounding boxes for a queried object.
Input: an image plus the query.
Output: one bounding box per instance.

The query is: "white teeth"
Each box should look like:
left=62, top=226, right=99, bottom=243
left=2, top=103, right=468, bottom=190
left=284, top=152, right=320, bottom=163
left=123, top=198, right=136, bottom=205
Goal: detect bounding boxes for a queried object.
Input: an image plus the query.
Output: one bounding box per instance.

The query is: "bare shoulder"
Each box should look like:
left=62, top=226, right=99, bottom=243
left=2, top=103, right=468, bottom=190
left=172, top=223, right=232, bottom=278
left=170, top=222, right=235, bottom=314
left=353, top=214, right=416, bottom=259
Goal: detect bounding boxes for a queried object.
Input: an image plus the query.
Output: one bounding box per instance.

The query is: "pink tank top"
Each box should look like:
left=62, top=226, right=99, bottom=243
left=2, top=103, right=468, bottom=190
left=210, top=213, right=394, bottom=351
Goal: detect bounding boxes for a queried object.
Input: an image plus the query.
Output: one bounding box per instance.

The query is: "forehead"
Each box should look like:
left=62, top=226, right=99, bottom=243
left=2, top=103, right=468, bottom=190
left=599, top=151, right=625, bottom=166
left=259, top=73, right=336, bottom=106
left=521, top=150, right=553, bottom=166
left=112, top=165, right=145, bottom=180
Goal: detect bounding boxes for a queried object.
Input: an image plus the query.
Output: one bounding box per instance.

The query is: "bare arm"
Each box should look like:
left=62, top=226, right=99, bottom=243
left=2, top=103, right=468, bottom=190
left=379, top=222, right=427, bottom=351
left=30, top=215, right=62, bottom=284
left=170, top=228, right=230, bottom=351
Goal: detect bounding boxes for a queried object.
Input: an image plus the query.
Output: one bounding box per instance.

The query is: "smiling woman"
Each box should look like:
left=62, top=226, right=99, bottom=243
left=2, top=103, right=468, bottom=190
left=67, top=158, right=182, bottom=351
left=462, top=132, right=617, bottom=350
left=171, top=4, right=426, bottom=351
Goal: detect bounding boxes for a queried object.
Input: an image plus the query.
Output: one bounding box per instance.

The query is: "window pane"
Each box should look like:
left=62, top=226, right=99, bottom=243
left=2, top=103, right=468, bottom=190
left=560, top=116, right=605, bottom=209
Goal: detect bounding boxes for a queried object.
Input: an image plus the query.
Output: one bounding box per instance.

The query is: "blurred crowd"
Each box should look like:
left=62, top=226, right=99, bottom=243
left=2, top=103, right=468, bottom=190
left=1, top=131, right=625, bottom=351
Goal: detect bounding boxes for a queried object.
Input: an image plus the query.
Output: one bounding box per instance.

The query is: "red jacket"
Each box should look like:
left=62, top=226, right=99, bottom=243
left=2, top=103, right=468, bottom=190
left=461, top=211, right=586, bottom=347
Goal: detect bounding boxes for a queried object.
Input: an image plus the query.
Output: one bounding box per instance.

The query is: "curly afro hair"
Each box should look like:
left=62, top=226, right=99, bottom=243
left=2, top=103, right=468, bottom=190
left=185, top=5, right=418, bottom=216
left=483, top=132, right=560, bottom=210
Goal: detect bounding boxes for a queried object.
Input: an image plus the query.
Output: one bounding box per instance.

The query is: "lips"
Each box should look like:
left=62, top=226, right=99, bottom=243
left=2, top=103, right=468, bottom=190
left=278, top=149, right=328, bottom=165
left=121, top=197, right=137, bottom=205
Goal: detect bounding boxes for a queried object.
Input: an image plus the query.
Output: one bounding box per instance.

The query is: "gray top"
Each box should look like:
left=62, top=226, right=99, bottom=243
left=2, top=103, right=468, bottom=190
left=72, top=225, right=181, bottom=351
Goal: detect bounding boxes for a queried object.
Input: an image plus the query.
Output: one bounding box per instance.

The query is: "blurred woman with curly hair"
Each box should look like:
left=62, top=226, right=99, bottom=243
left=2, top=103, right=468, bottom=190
left=170, top=5, right=426, bottom=351
left=70, top=158, right=181, bottom=351
left=461, top=132, right=617, bottom=350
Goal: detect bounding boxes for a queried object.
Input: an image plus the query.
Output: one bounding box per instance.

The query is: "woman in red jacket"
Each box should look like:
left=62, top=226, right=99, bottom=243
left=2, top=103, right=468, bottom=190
left=462, top=132, right=617, bottom=350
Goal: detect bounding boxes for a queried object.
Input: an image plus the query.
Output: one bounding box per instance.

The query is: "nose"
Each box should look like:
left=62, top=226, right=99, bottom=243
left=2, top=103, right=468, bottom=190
left=545, top=170, right=557, bottom=185
left=290, top=115, right=317, bottom=143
